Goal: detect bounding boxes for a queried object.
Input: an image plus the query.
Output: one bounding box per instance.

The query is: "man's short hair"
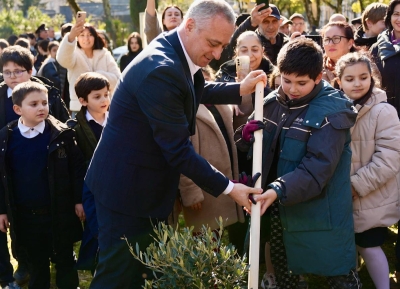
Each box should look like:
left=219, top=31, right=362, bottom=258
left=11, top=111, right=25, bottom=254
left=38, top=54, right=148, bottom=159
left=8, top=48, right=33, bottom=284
left=0, top=46, right=34, bottom=72
left=185, top=0, right=235, bottom=30
left=12, top=81, right=48, bottom=107
left=75, top=72, right=110, bottom=102
left=277, top=37, right=323, bottom=80
left=362, top=3, right=388, bottom=31
left=14, top=38, right=30, bottom=49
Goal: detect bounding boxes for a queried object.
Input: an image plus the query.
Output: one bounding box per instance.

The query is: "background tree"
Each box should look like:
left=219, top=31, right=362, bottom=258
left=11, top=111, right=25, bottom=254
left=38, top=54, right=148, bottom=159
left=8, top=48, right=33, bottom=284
left=19, top=0, right=45, bottom=17
left=66, top=0, right=81, bottom=15
left=130, top=0, right=146, bottom=31
left=303, top=0, right=321, bottom=27
left=321, top=0, right=343, bottom=13
left=102, top=0, right=117, bottom=48
left=352, top=0, right=391, bottom=14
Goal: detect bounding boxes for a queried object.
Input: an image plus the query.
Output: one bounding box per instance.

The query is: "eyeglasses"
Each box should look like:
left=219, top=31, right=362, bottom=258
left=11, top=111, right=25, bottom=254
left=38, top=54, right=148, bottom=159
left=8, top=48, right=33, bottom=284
left=3, top=70, right=27, bottom=78
left=323, top=35, right=349, bottom=45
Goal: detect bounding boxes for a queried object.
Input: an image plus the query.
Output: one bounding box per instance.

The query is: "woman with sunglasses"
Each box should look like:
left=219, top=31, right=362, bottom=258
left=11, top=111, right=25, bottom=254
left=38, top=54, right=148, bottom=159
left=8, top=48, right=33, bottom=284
left=320, top=22, right=357, bottom=87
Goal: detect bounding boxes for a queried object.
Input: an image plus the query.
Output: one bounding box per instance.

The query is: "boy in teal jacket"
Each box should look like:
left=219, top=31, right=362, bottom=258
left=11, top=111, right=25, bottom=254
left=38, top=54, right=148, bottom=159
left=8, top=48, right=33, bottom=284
left=236, top=38, right=360, bottom=288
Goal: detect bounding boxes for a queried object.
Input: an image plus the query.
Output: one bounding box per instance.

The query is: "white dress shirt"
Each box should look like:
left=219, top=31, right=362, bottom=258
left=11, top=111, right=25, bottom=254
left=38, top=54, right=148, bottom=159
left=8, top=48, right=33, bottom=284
left=18, top=119, right=46, bottom=139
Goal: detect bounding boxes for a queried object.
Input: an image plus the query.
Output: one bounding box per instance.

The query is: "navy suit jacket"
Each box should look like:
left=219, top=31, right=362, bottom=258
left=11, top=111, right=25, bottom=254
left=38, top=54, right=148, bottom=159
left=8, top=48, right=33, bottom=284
left=85, top=30, right=242, bottom=219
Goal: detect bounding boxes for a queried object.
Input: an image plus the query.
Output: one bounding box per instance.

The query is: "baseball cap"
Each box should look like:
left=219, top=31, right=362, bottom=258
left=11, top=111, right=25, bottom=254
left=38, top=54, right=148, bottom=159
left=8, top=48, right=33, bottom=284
left=289, top=13, right=305, bottom=21
left=281, top=16, right=292, bottom=26
left=269, top=4, right=281, bottom=20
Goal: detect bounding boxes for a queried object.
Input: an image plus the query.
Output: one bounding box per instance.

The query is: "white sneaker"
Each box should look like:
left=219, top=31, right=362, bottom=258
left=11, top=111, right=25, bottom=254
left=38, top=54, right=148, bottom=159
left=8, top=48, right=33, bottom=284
left=261, top=273, right=277, bottom=289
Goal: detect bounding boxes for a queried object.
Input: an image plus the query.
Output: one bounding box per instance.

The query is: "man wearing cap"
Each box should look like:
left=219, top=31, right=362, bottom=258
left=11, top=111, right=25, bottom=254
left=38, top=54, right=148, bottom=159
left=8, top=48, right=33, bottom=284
left=289, top=13, right=307, bottom=35
left=230, top=3, right=289, bottom=65
left=35, top=24, right=48, bottom=41
left=279, top=16, right=292, bottom=36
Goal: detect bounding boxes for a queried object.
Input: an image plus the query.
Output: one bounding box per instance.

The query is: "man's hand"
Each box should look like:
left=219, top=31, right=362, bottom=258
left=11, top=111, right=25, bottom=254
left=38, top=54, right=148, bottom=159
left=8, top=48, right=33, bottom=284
left=229, top=183, right=262, bottom=212
left=254, top=189, right=278, bottom=215
left=290, top=31, right=302, bottom=40
left=75, top=204, right=86, bottom=221
left=240, top=70, right=267, bottom=96
left=250, top=5, right=273, bottom=27
left=0, top=214, right=9, bottom=233
left=190, top=202, right=202, bottom=211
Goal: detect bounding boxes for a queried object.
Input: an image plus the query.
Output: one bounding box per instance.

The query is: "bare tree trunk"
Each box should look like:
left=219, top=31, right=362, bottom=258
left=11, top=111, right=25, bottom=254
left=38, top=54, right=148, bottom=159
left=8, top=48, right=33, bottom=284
left=358, top=0, right=364, bottom=13
left=102, top=0, right=117, bottom=48
left=66, top=0, right=81, bottom=15
left=304, top=0, right=321, bottom=27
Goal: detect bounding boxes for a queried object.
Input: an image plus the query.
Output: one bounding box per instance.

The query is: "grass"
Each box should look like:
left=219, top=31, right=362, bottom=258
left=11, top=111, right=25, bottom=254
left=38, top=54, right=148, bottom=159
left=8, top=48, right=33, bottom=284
left=8, top=221, right=400, bottom=289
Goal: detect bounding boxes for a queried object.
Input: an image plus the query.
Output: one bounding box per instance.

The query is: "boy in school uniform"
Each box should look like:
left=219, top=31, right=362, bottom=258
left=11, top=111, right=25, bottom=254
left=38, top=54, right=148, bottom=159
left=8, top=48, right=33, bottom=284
left=236, top=38, right=361, bottom=288
left=0, top=45, right=70, bottom=289
left=67, top=72, right=110, bottom=273
left=0, top=82, right=85, bottom=289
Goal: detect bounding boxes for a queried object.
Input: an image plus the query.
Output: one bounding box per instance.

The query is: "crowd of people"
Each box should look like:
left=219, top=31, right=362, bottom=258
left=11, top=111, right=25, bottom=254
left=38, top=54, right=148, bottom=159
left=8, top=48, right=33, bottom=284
left=0, top=0, right=399, bottom=288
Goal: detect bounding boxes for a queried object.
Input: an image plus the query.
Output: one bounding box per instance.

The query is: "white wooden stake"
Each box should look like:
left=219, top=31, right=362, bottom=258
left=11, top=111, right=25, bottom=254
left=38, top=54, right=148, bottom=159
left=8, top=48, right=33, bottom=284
left=248, top=81, right=264, bottom=289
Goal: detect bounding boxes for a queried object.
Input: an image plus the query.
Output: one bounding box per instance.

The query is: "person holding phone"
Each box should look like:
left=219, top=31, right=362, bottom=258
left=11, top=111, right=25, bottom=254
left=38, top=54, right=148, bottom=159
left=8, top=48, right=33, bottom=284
left=229, top=3, right=289, bottom=65
left=56, top=14, right=121, bottom=113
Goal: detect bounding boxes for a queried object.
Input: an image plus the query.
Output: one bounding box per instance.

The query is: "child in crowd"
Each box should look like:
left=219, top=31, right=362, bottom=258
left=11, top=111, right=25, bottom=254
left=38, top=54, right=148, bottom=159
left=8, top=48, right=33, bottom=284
left=336, top=52, right=400, bottom=289
left=236, top=38, right=360, bottom=288
left=67, top=72, right=110, bottom=273
left=0, top=45, right=70, bottom=288
left=269, top=67, right=281, bottom=90
left=0, top=81, right=85, bottom=289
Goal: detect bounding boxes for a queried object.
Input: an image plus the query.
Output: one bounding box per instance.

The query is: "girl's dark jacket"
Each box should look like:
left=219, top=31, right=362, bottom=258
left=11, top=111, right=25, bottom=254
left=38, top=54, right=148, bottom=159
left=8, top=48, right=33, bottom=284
left=0, top=115, right=85, bottom=255
left=370, top=29, right=400, bottom=116
left=0, top=76, right=70, bottom=128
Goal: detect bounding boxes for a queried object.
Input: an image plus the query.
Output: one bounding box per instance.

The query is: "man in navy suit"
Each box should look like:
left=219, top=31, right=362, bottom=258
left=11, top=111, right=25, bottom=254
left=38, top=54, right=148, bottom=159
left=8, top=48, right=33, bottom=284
left=86, top=0, right=268, bottom=287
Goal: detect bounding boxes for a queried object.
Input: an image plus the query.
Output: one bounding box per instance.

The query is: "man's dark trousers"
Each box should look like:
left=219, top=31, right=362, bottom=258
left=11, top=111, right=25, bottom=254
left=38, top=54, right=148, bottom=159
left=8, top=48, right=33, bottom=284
left=90, top=201, right=164, bottom=289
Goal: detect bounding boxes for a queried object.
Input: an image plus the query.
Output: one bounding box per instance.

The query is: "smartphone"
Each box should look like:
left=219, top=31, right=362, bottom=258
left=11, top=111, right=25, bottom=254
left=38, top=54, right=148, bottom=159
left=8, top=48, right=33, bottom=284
left=305, top=35, right=323, bottom=47
left=235, top=56, right=250, bottom=81
left=76, top=11, right=87, bottom=22
left=256, top=0, right=270, bottom=11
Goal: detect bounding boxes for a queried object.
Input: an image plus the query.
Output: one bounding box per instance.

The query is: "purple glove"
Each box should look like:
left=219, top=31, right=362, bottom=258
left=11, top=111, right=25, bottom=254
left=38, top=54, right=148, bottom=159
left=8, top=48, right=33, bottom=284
left=232, top=172, right=261, bottom=204
left=242, top=120, right=265, bottom=143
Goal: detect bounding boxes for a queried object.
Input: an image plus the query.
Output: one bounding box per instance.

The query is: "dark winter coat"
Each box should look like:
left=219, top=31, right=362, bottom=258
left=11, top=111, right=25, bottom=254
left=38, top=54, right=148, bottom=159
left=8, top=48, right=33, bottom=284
left=0, top=115, right=85, bottom=255
left=37, top=58, right=61, bottom=90
left=236, top=80, right=357, bottom=276
left=120, top=51, right=141, bottom=73
left=67, top=107, right=98, bottom=168
left=370, top=29, right=400, bottom=116
left=354, top=26, right=377, bottom=49
left=0, top=76, right=70, bottom=129
left=229, top=17, right=290, bottom=65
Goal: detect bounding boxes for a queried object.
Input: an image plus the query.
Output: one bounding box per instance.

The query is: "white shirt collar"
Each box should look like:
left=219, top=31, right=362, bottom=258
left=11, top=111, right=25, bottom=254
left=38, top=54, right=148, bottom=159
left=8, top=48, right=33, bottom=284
left=177, top=30, right=201, bottom=82
left=18, top=118, right=46, bottom=139
left=7, top=87, right=12, bottom=98
left=85, top=110, right=108, bottom=127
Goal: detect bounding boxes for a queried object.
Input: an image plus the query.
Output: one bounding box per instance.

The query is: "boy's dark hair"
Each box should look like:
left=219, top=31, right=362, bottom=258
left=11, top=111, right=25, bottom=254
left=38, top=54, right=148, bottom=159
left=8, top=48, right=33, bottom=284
left=61, top=23, right=73, bottom=37
left=27, top=33, right=35, bottom=40
left=14, top=38, right=30, bottom=49
left=77, top=24, right=104, bottom=50
left=75, top=72, right=110, bottom=101
left=385, top=0, right=400, bottom=31
left=277, top=38, right=323, bottom=80
left=12, top=81, right=48, bottom=107
left=37, top=39, right=49, bottom=52
left=0, top=39, right=9, bottom=50
left=7, top=35, right=18, bottom=46
left=0, top=46, right=34, bottom=72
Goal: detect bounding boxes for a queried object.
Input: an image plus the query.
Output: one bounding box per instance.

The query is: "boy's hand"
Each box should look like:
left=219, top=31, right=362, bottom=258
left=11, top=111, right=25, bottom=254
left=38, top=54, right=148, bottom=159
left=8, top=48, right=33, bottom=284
left=75, top=204, right=86, bottom=221
left=254, top=189, right=278, bottom=215
left=242, top=120, right=265, bottom=142
left=0, top=214, right=9, bottom=233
